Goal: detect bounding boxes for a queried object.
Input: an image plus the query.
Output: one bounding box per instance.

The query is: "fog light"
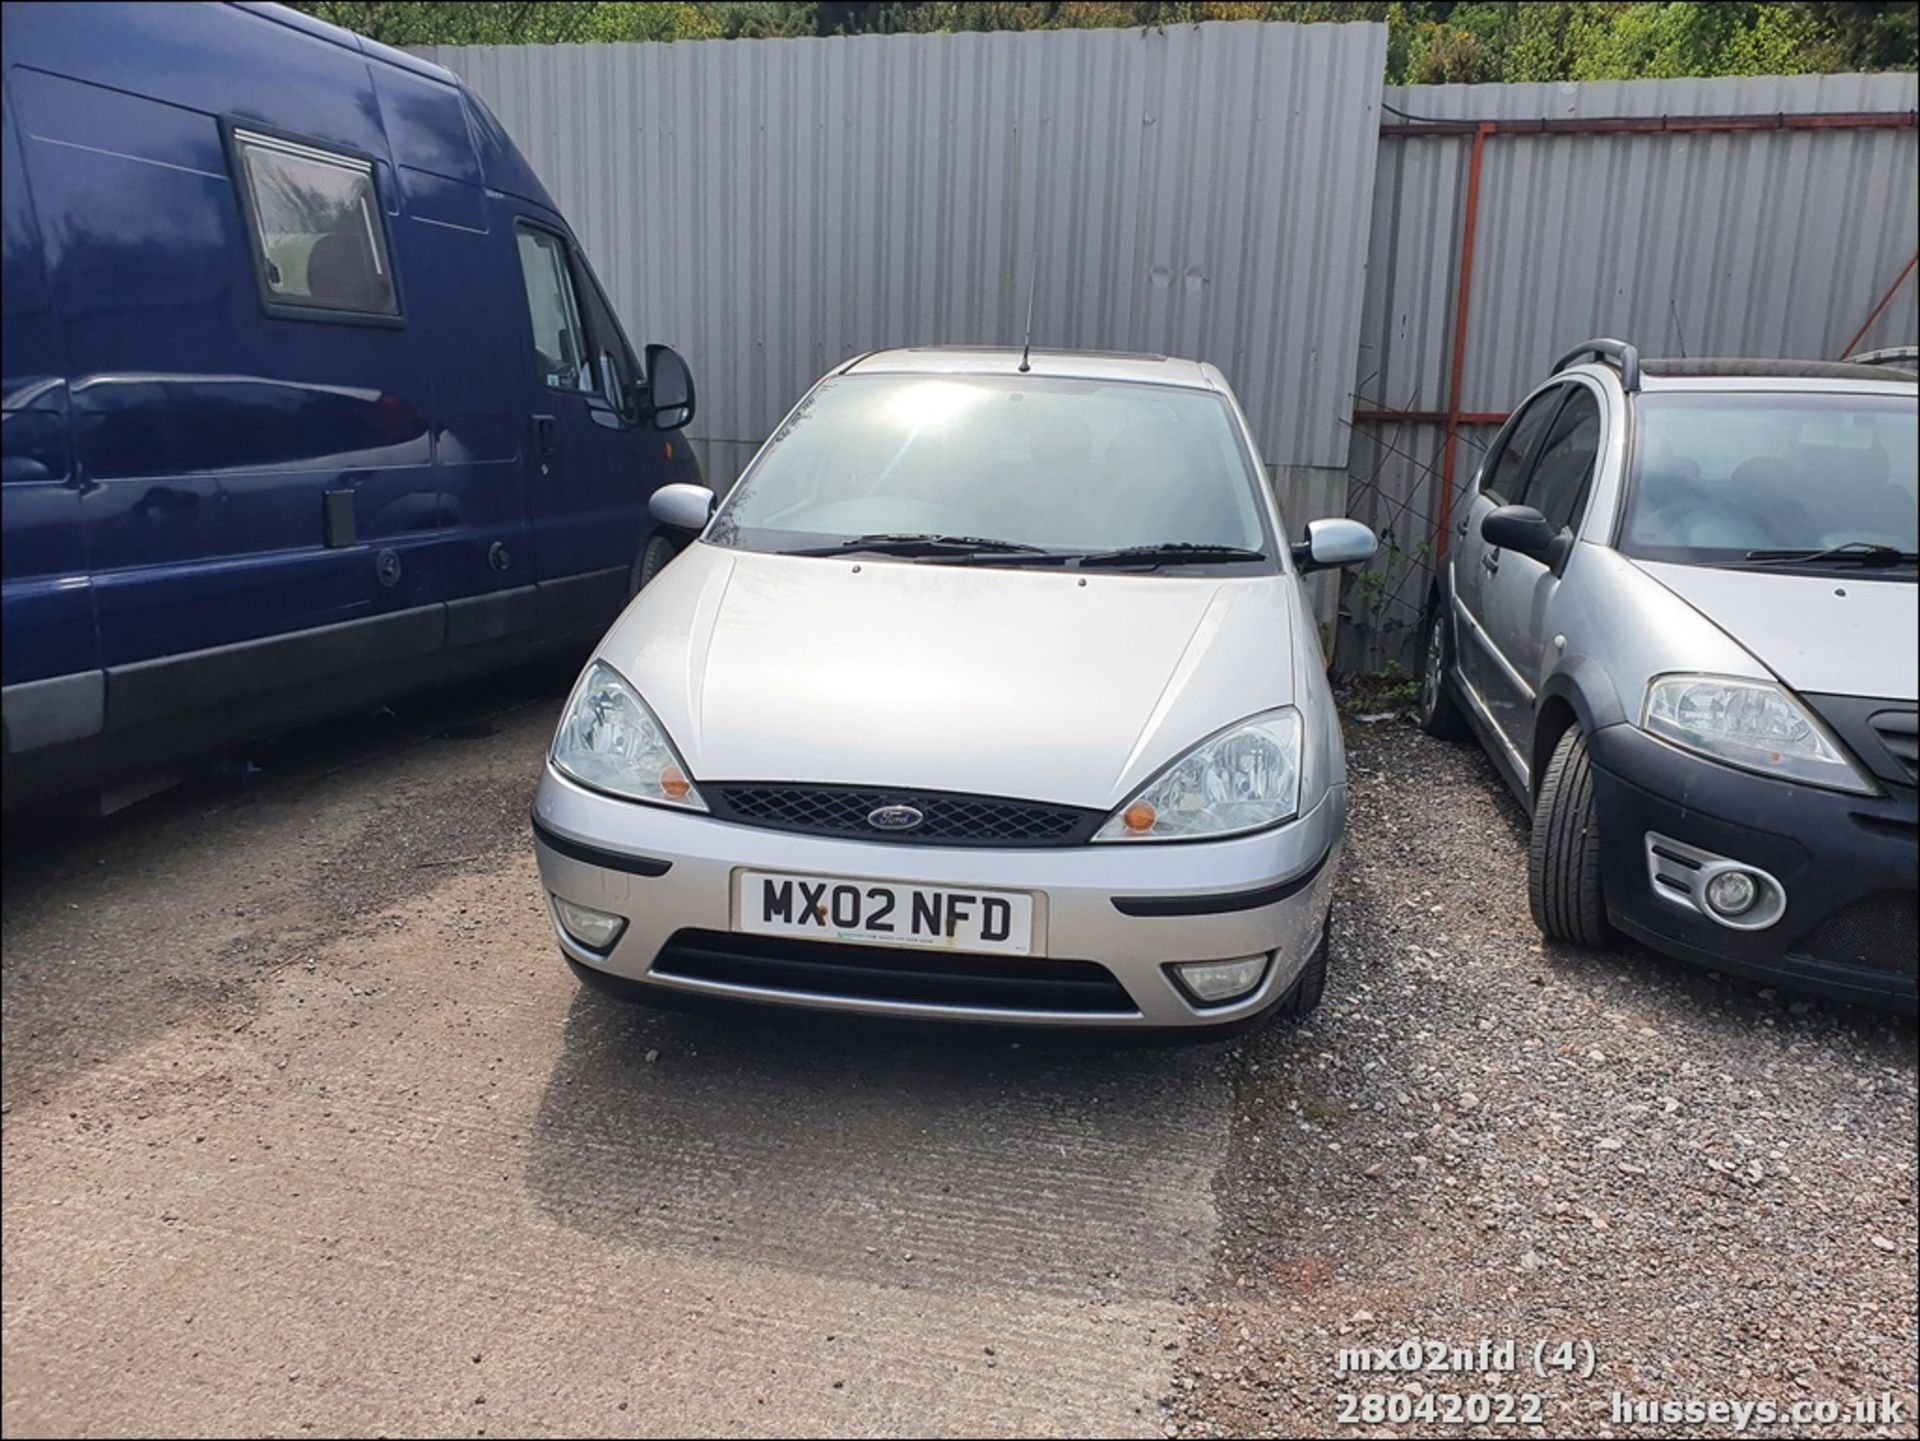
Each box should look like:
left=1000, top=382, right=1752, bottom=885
left=551, top=894, right=627, bottom=951
left=1172, top=954, right=1270, bottom=1006
left=1704, top=869, right=1758, bottom=918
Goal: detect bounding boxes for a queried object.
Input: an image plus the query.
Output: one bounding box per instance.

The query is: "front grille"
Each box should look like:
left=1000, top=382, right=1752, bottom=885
left=1869, top=710, right=1919, bottom=783
left=1796, top=892, right=1919, bottom=976
left=1804, top=694, right=1917, bottom=789
left=704, top=783, right=1102, bottom=847
left=652, top=929, right=1138, bottom=1014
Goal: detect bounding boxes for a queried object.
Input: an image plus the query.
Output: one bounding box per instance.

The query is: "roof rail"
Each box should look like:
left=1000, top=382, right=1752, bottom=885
left=1552, top=338, right=1641, bottom=391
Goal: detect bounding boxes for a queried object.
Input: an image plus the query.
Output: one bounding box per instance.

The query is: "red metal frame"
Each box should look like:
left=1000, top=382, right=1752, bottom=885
left=1358, top=107, right=1919, bottom=559
left=1379, top=110, right=1917, bottom=140
left=1838, top=252, right=1918, bottom=359
left=1434, top=122, right=1493, bottom=560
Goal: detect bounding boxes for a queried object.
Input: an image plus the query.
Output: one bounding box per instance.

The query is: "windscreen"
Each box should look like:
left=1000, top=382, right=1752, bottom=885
left=708, top=373, right=1269, bottom=559
left=1621, top=391, right=1917, bottom=564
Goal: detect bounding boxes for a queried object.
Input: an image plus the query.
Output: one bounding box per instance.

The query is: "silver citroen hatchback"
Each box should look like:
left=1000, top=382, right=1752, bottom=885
left=1421, top=339, right=1917, bottom=1010
left=532, top=348, right=1379, bottom=1032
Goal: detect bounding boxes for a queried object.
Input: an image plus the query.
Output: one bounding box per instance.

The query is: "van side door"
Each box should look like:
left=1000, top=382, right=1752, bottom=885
left=511, top=218, right=653, bottom=643
left=369, top=62, right=534, bottom=666
left=1, top=82, right=98, bottom=755
left=11, top=47, right=442, bottom=739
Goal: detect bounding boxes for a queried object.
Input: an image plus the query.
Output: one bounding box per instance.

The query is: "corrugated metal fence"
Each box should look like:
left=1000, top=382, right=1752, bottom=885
left=1341, top=72, right=1919, bottom=670
left=420, top=21, right=1388, bottom=493
left=423, top=30, right=1918, bottom=663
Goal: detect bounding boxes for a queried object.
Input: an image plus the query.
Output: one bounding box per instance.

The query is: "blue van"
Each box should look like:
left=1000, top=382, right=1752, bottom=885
left=1, top=1, right=702, bottom=808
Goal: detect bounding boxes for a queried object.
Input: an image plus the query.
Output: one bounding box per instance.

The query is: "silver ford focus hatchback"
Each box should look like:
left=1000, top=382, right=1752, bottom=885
left=531, top=347, right=1377, bottom=1032
left=1422, top=340, right=1917, bottom=1011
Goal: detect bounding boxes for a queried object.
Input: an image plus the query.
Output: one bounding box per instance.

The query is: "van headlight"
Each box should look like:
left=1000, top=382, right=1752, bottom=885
left=1095, top=707, right=1302, bottom=841
left=1641, top=674, right=1872, bottom=794
left=551, top=660, right=707, bottom=810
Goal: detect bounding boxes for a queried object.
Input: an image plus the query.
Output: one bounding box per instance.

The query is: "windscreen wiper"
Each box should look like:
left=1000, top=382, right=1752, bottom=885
left=1739, top=542, right=1917, bottom=568
left=788, top=532, right=1051, bottom=558
left=1074, top=543, right=1268, bottom=570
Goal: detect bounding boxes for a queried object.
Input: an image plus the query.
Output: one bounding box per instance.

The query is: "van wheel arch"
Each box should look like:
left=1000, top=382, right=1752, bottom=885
left=631, top=532, right=681, bottom=596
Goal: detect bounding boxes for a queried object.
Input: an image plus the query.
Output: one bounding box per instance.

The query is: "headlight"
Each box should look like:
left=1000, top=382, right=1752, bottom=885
left=1641, top=674, right=1871, bottom=794
left=1095, top=707, right=1302, bottom=842
left=551, top=660, right=706, bottom=809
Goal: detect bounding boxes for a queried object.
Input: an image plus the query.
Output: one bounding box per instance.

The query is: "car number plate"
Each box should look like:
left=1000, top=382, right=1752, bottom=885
left=735, top=870, right=1036, bottom=955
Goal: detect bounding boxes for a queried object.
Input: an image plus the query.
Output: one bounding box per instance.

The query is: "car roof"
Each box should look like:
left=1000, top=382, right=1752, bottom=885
left=1844, top=345, right=1920, bottom=373
left=1556, top=359, right=1916, bottom=396
left=1638, top=357, right=1914, bottom=384
left=841, top=346, right=1220, bottom=390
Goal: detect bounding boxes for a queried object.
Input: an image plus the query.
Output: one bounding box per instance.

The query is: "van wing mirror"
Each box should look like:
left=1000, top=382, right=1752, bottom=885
left=641, top=344, right=695, bottom=431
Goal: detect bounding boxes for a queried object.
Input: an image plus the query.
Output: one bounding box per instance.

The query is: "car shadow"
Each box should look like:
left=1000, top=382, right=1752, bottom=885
left=518, top=986, right=1237, bottom=1300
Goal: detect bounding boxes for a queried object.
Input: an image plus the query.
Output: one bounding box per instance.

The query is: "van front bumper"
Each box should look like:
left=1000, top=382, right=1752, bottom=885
left=531, top=767, right=1344, bottom=1029
left=1586, top=724, right=1918, bottom=1012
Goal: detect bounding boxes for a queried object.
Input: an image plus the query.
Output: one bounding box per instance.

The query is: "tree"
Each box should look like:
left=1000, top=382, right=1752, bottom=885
left=283, top=0, right=1919, bottom=75
left=291, top=2, right=717, bottom=47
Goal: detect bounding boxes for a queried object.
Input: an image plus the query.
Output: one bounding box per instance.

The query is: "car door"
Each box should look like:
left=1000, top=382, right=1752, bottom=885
left=511, top=217, right=648, bottom=644
left=1476, top=384, right=1603, bottom=768
left=1454, top=384, right=1561, bottom=739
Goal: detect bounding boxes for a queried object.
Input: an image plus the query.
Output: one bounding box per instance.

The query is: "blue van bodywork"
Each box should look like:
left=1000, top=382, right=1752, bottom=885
left=1, top=0, right=701, bottom=805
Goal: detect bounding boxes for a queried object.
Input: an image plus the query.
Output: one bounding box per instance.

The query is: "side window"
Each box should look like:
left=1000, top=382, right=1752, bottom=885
left=1522, top=388, right=1602, bottom=533
left=574, top=265, right=637, bottom=419
left=1481, top=387, right=1561, bottom=504
left=234, top=130, right=397, bottom=317
left=515, top=226, right=593, bottom=394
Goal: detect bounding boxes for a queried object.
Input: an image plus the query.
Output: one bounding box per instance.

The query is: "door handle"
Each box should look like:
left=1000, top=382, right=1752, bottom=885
left=1456, top=517, right=1469, bottom=537
left=1481, top=550, right=1500, bottom=574
left=531, top=414, right=556, bottom=474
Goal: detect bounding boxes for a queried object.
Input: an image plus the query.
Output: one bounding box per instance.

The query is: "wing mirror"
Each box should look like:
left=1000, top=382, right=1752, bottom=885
left=1291, top=518, right=1379, bottom=574
left=1481, top=505, right=1562, bottom=564
left=649, top=482, right=714, bottom=532
left=640, top=343, right=696, bottom=431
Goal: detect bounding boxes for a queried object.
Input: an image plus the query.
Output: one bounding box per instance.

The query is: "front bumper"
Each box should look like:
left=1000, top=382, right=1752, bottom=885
left=531, top=766, right=1344, bottom=1028
left=1586, top=724, right=1918, bottom=1012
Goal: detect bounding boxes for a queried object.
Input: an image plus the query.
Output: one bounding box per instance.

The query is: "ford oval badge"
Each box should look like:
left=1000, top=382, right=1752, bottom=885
left=867, top=804, right=925, bottom=832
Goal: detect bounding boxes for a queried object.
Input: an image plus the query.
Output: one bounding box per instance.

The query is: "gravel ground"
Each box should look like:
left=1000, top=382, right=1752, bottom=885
left=1171, top=717, right=1919, bottom=1439
left=2, top=685, right=1914, bottom=1438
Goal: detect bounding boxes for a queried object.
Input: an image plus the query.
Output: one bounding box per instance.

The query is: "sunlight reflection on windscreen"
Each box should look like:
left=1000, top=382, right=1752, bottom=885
left=879, top=378, right=994, bottom=435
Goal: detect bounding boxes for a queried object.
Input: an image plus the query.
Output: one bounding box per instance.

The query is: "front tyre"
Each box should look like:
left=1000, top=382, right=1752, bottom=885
left=1528, top=728, right=1615, bottom=948
left=1418, top=599, right=1471, bottom=741
left=1277, top=910, right=1331, bottom=1019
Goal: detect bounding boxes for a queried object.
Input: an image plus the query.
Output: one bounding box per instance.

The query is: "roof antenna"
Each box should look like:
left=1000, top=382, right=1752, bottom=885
left=1669, top=299, right=1688, bottom=359
left=1017, top=251, right=1037, bottom=373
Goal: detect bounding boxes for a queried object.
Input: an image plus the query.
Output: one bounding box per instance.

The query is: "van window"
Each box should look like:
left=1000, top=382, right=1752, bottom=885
left=575, top=268, right=637, bottom=418
left=515, top=226, right=594, bottom=394
left=235, top=130, right=396, bottom=316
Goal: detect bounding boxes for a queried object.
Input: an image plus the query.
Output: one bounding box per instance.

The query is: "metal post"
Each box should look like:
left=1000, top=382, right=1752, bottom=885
left=1838, top=253, right=1918, bottom=359
left=1436, top=122, right=1493, bottom=562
